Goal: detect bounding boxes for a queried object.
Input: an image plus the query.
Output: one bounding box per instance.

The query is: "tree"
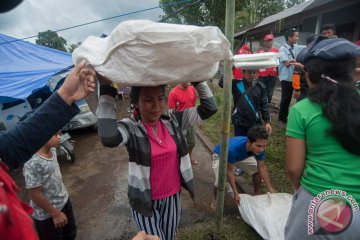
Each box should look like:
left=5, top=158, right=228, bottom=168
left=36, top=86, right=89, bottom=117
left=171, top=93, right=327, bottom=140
left=286, top=0, right=305, bottom=8
left=159, top=0, right=284, bottom=33
left=68, top=42, right=81, bottom=53
left=159, top=0, right=245, bottom=31
left=36, top=30, right=67, bottom=52
left=234, top=0, right=285, bottom=31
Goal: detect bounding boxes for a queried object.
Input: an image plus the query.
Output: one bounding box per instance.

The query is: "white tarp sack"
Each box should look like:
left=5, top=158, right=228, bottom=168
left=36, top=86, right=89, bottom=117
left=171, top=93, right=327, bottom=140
left=233, top=52, right=279, bottom=70
left=238, top=193, right=293, bottom=240
left=73, top=20, right=231, bottom=86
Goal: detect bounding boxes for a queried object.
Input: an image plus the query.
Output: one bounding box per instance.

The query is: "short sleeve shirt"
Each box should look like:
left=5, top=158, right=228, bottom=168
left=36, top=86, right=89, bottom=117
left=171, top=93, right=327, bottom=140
left=286, top=99, right=360, bottom=202
left=213, top=136, right=265, bottom=164
left=23, top=148, right=69, bottom=220
left=168, top=86, right=197, bottom=111
left=278, top=43, right=305, bottom=82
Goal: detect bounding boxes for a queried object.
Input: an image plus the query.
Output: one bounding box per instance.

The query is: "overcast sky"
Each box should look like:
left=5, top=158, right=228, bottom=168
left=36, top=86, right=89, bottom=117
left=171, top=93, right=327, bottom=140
left=0, top=0, right=164, bottom=45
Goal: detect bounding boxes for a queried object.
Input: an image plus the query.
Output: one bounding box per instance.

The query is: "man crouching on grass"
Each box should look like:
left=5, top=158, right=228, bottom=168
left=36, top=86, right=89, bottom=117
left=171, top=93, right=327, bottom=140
left=211, top=126, right=276, bottom=210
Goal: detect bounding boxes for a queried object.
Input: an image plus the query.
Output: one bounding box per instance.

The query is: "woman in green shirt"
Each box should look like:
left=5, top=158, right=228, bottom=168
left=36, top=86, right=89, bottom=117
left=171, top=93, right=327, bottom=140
left=285, top=37, right=360, bottom=239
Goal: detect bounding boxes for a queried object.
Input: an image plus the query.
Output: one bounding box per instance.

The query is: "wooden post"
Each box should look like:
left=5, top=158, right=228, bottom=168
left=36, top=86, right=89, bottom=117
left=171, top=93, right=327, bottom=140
left=215, top=0, right=235, bottom=233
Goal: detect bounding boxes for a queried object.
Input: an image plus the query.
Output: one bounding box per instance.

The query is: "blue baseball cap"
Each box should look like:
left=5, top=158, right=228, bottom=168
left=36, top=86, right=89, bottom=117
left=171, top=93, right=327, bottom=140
left=303, top=37, right=360, bottom=63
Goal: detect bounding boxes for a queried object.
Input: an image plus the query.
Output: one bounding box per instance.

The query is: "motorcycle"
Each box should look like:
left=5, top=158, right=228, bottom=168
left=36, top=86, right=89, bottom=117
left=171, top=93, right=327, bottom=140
left=57, top=132, right=76, bottom=163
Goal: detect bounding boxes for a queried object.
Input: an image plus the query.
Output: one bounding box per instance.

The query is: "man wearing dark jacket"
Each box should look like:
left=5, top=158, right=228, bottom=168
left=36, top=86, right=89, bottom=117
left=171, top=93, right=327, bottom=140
left=231, top=69, right=272, bottom=136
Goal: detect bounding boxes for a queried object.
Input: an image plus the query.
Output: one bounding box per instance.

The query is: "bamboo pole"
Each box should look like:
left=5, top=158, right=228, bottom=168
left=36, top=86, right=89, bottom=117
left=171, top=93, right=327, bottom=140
left=215, top=0, right=235, bottom=233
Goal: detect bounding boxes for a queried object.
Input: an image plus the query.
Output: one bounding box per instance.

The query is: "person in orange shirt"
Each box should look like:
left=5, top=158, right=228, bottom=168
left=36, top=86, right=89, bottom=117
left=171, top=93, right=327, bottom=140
left=257, top=34, right=279, bottom=104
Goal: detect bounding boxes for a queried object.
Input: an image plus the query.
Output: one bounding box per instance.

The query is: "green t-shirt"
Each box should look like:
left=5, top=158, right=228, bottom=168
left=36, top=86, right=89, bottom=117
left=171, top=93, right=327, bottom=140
left=286, top=98, right=360, bottom=202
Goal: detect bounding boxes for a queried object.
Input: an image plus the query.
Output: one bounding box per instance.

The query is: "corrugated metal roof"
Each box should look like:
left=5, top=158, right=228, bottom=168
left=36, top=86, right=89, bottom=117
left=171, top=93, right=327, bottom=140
left=304, top=0, right=336, bottom=10
left=255, top=0, right=315, bottom=28
left=235, top=0, right=337, bottom=37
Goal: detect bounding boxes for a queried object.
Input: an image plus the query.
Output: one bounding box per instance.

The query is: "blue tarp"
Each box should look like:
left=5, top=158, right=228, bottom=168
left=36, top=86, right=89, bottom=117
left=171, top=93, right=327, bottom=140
left=0, top=34, right=73, bottom=103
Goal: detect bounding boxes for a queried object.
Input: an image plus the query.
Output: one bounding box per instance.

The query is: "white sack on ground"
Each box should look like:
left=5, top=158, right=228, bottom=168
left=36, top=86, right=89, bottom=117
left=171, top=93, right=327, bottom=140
left=73, top=20, right=231, bottom=86
left=238, top=193, right=293, bottom=240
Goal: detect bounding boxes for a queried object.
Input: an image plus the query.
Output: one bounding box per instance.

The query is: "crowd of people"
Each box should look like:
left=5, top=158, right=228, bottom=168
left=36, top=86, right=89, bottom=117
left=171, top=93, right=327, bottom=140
left=1, top=2, right=360, bottom=239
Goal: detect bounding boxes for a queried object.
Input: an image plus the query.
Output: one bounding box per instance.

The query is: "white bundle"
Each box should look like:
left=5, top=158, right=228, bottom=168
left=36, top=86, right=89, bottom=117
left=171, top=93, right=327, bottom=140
left=73, top=20, right=231, bottom=86
left=238, top=193, right=293, bottom=240
left=233, top=52, right=279, bottom=70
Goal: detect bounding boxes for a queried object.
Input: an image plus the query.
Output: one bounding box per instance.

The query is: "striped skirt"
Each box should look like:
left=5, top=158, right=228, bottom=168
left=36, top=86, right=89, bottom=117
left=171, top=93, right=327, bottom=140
left=131, top=192, right=181, bottom=240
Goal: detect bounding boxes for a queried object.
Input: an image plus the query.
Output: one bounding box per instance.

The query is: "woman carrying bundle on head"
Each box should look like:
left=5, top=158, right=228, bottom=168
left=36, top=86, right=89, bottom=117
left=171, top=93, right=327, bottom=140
left=96, top=75, right=217, bottom=240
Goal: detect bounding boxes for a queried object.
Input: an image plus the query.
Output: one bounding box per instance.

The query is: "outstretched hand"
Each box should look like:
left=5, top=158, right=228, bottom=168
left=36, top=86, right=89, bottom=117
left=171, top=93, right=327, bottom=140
left=57, top=60, right=96, bottom=105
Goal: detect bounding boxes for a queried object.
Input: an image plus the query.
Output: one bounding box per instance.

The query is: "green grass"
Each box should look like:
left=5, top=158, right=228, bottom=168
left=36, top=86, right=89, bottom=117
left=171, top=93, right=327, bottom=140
left=180, top=83, right=292, bottom=239
left=177, top=216, right=262, bottom=240
left=200, top=84, right=292, bottom=193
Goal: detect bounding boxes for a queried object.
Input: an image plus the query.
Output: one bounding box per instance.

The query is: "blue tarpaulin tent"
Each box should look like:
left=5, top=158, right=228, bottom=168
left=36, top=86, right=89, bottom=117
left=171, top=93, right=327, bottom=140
left=0, top=34, right=73, bottom=103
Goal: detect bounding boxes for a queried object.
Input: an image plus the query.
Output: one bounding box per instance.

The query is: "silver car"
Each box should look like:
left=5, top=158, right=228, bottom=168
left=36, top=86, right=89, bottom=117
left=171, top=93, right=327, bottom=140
left=62, top=99, right=97, bottom=131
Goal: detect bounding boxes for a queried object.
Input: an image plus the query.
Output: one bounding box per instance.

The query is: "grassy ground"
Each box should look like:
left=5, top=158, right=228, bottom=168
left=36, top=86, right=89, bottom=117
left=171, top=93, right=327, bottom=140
left=178, top=216, right=262, bottom=240
left=178, top=83, right=292, bottom=239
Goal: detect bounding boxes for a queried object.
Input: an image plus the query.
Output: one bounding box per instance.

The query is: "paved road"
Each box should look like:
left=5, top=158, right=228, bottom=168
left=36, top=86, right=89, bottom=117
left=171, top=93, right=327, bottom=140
left=10, top=80, right=290, bottom=239
left=10, top=96, right=236, bottom=240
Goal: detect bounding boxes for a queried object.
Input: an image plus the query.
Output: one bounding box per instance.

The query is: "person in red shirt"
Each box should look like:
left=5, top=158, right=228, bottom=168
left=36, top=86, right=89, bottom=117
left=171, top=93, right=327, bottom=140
left=168, top=83, right=198, bottom=164
left=257, top=34, right=279, bottom=104
left=233, top=45, right=252, bottom=80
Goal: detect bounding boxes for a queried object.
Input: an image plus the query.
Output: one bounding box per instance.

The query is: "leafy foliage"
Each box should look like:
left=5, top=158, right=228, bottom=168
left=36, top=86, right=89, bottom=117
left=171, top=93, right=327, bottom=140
left=235, top=0, right=285, bottom=30
left=36, top=30, right=67, bottom=52
left=159, top=0, right=245, bottom=31
left=68, top=42, right=81, bottom=53
left=160, top=0, right=304, bottom=33
left=201, top=83, right=292, bottom=193
left=286, top=0, right=305, bottom=8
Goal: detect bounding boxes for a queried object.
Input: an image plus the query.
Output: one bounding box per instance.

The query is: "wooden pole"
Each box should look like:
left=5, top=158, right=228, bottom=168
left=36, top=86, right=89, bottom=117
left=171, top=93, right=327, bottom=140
left=215, top=0, right=235, bottom=233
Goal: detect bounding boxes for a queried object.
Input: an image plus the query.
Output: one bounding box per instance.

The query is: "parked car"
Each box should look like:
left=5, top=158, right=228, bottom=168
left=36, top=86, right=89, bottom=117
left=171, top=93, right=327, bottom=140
left=62, top=99, right=97, bottom=131
left=0, top=97, right=96, bottom=132
left=48, top=69, right=97, bottom=131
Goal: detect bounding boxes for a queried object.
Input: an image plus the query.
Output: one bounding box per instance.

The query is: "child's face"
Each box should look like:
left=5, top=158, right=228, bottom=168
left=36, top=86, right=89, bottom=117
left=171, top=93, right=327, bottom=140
left=47, top=132, right=61, bottom=148
left=244, top=70, right=258, bottom=82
